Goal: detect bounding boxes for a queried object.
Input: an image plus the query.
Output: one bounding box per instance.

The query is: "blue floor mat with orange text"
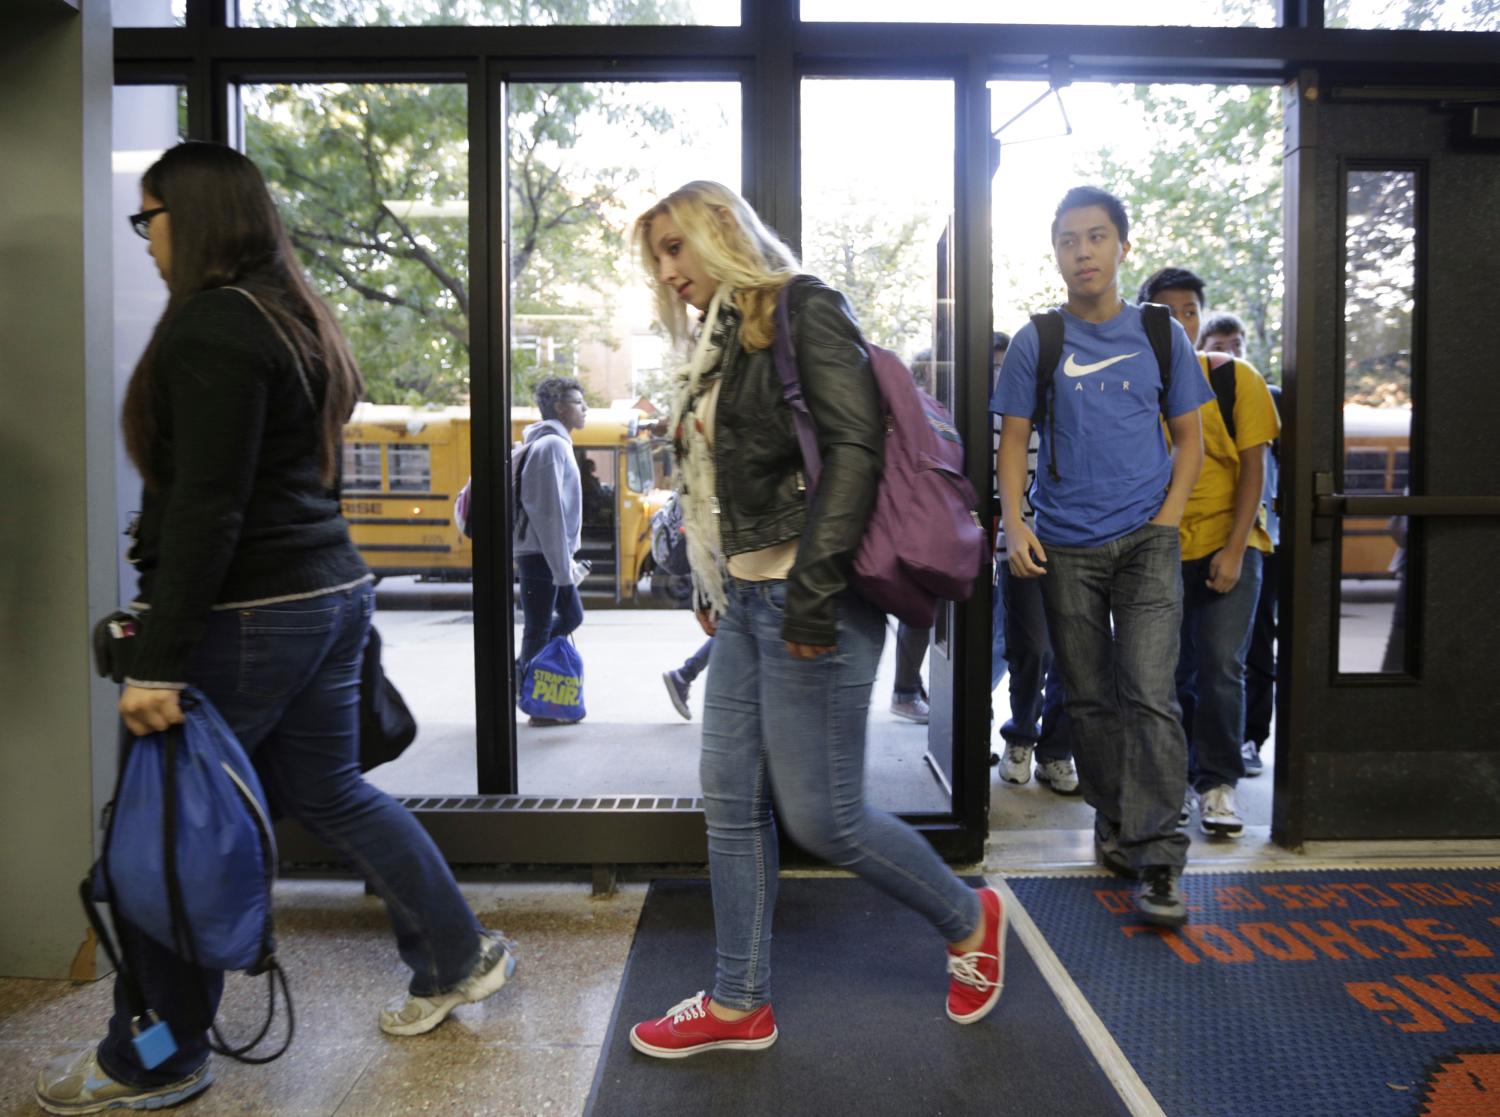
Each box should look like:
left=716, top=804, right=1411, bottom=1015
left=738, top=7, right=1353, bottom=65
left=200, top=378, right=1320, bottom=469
left=1006, top=867, right=1500, bottom=1117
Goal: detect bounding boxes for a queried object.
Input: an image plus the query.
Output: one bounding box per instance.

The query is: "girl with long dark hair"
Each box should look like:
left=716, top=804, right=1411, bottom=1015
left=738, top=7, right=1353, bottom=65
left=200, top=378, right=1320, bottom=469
left=625, top=181, right=1005, bottom=1059
left=36, top=142, right=516, bottom=1115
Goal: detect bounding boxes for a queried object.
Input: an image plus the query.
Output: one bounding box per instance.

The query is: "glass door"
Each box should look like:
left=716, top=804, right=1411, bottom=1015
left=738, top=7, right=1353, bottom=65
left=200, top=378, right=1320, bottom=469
left=1279, top=76, right=1500, bottom=842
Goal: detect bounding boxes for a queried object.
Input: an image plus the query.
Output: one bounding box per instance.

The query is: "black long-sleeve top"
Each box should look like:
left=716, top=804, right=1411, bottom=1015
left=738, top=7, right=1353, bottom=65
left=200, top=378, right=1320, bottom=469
left=126, top=287, right=369, bottom=687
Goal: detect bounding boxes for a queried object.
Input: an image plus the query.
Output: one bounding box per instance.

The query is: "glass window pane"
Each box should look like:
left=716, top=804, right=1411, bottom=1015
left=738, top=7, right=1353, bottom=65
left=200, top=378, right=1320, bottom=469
left=114, top=0, right=186, bottom=26
left=1338, top=168, right=1416, bottom=675
left=388, top=443, right=433, bottom=492
left=803, top=0, right=1274, bottom=26
left=114, top=85, right=186, bottom=605
left=342, top=442, right=384, bottom=490
left=507, top=79, right=740, bottom=795
left=803, top=76, right=954, bottom=813
left=238, top=0, right=737, bottom=27
left=1327, top=0, right=1499, bottom=31
left=991, top=81, right=1284, bottom=381
left=242, top=81, right=478, bottom=791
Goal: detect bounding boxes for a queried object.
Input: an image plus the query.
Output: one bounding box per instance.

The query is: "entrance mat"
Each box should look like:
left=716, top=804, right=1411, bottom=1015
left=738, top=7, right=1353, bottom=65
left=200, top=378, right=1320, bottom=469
left=585, top=877, right=1132, bottom=1117
left=1005, top=867, right=1500, bottom=1117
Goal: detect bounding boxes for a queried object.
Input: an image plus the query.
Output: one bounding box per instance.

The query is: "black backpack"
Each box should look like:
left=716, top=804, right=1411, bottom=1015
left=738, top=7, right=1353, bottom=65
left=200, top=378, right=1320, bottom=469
left=1029, top=303, right=1237, bottom=478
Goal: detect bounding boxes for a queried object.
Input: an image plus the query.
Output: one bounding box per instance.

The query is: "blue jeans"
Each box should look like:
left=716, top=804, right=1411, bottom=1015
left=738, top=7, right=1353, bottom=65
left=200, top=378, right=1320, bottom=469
left=997, top=564, right=1071, bottom=763
left=1243, top=548, right=1279, bottom=749
left=1038, top=523, right=1189, bottom=870
left=700, top=578, right=981, bottom=1010
left=1178, top=547, right=1264, bottom=792
left=98, top=582, right=483, bottom=1086
left=892, top=622, right=929, bottom=700
left=516, top=552, right=584, bottom=670
left=679, top=637, right=714, bottom=683
left=991, top=565, right=1009, bottom=691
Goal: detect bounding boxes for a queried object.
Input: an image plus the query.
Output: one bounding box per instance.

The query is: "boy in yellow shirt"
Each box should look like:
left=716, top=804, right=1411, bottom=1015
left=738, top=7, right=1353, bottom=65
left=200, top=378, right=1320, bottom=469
left=1138, top=268, right=1280, bottom=837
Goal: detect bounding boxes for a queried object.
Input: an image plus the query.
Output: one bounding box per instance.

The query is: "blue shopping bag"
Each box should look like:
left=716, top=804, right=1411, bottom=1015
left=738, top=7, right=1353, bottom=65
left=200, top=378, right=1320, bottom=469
left=518, top=636, right=586, bottom=721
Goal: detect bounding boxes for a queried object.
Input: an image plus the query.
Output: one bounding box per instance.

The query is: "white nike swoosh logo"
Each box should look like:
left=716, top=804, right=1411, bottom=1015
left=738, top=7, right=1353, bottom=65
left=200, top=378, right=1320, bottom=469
left=1063, top=352, right=1140, bottom=377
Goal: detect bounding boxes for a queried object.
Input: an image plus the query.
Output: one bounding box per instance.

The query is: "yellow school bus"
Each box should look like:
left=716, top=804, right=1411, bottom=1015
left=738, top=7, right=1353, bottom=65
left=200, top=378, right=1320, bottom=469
left=341, top=403, right=674, bottom=603
left=1341, top=404, right=1411, bottom=579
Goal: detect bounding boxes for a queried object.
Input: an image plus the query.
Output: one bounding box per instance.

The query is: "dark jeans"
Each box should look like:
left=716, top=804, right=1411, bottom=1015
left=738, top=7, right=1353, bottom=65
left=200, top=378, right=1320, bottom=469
left=892, top=623, right=929, bottom=700
left=1178, top=548, right=1263, bottom=792
left=1243, top=548, right=1279, bottom=749
left=516, top=552, right=584, bottom=671
left=701, top=579, right=980, bottom=1009
left=98, top=582, right=484, bottom=1087
left=997, top=564, right=1071, bottom=763
left=679, top=637, right=715, bottom=683
left=1038, top=523, right=1189, bottom=871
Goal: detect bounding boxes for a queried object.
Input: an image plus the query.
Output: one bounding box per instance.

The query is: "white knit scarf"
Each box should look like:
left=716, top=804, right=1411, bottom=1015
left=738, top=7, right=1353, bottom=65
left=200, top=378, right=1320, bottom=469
left=669, top=284, right=733, bottom=619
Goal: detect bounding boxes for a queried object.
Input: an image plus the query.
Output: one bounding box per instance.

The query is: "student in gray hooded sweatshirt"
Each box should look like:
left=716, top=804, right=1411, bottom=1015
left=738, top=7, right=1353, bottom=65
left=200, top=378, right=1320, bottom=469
left=514, top=376, right=590, bottom=725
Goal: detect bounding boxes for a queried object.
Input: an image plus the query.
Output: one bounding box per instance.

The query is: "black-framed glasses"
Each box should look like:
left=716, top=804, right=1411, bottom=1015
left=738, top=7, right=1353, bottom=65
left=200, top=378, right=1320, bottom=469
left=128, top=207, right=167, bottom=240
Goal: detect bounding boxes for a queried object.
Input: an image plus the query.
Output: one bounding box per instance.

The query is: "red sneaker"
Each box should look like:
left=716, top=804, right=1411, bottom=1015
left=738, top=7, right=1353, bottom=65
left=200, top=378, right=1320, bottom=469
left=629, top=991, right=778, bottom=1059
left=946, top=885, right=1006, bottom=1024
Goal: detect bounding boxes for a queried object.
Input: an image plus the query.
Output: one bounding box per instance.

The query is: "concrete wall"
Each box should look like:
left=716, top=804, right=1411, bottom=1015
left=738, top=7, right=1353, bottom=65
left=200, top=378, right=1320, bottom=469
left=0, top=0, right=119, bottom=978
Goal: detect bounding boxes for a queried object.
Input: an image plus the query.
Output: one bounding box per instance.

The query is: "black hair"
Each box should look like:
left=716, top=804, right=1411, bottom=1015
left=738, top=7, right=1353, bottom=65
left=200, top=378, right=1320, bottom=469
left=1051, top=186, right=1129, bottom=243
left=1137, top=266, right=1206, bottom=306
left=124, top=141, right=363, bottom=490
left=535, top=376, right=584, bottom=421
left=1199, top=312, right=1246, bottom=344
left=992, top=331, right=1011, bottom=351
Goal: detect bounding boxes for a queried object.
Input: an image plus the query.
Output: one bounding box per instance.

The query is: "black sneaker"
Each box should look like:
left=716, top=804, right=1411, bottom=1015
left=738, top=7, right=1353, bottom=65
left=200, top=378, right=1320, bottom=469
left=1134, top=866, right=1187, bottom=927
left=1241, top=741, right=1264, bottom=777
left=1094, top=832, right=1136, bottom=879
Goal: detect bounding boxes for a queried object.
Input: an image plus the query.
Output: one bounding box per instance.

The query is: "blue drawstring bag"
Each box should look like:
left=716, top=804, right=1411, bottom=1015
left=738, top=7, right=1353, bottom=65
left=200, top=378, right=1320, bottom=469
left=98, top=689, right=277, bottom=971
left=518, top=636, right=586, bottom=722
left=83, top=689, right=291, bottom=1061
left=84, top=688, right=291, bottom=1066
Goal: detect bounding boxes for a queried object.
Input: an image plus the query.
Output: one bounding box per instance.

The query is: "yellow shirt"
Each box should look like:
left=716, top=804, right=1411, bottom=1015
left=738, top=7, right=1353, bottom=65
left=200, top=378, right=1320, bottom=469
left=1176, top=355, right=1281, bottom=562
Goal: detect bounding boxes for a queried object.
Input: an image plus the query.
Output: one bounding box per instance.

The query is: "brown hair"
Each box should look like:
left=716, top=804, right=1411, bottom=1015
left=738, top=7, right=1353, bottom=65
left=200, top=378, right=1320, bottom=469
left=123, top=141, right=362, bottom=489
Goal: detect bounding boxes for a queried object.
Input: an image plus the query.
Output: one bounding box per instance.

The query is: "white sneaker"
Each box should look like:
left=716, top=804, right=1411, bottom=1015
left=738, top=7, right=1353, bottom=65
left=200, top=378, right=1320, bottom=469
left=379, top=930, right=518, bottom=1036
left=1035, top=757, right=1080, bottom=794
left=998, top=743, right=1033, bottom=785
left=1199, top=785, right=1244, bottom=837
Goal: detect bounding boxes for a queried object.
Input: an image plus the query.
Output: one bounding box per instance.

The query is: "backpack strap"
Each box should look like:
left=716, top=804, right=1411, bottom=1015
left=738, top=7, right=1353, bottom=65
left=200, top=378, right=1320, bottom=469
left=1205, top=353, right=1239, bottom=443
left=1140, top=302, right=1174, bottom=413
left=1029, top=309, right=1065, bottom=481
left=513, top=426, right=566, bottom=542
left=771, top=283, right=828, bottom=495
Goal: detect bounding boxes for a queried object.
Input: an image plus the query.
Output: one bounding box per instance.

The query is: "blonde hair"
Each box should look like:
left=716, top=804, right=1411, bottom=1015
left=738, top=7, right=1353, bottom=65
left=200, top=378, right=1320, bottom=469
left=633, top=180, right=800, bottom=352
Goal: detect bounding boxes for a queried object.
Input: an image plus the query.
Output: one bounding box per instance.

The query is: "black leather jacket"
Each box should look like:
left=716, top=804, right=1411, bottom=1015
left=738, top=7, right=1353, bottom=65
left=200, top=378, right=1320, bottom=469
left=710, top=276, right=883, bottom=646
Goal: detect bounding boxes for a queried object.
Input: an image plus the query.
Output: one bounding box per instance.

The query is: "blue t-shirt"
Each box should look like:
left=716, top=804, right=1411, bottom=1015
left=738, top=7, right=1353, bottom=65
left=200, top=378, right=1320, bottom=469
left=990, top=303, right=1214, bottom=548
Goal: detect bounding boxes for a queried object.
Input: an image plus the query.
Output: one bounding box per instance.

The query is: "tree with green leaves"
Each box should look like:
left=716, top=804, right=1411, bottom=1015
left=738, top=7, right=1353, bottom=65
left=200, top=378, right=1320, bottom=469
left=243, top=0, right=692, bottom=407
left=992, top=83, right=1283, bottom=380
left=803, top=199, right=941, bottom=359
left=1075, top=85, right=1284, bottom=379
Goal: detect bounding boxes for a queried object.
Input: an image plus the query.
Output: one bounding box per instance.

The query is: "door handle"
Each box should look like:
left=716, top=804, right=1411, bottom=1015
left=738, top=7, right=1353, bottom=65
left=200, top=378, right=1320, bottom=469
left=1312, top=471, right=1500, bottom=539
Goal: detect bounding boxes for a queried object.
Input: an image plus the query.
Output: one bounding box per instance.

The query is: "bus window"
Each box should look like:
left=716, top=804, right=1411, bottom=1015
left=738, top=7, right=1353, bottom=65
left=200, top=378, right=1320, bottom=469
left=626, top=442, right=654, bottom=494
left=388, top=444, right=432, bottom=493
left=1345, top=448, right=1390, bottom=492
left=577, top=448, right=616, bottom=529
left=343, top=442, right=383, bottom=492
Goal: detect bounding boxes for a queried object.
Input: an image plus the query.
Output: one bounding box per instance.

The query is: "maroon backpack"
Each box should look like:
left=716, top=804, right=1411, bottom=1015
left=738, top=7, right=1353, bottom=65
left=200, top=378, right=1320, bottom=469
left=771, top=286, right=985, bottom=626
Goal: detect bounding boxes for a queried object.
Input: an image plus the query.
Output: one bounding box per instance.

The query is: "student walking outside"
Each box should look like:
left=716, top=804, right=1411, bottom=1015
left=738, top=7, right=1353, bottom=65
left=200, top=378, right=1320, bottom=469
left=36, top=142, right=517, bottom=1115
left=513, top=376, right=591, bottom=726
left=626, top=180, right=1004, bottom=1058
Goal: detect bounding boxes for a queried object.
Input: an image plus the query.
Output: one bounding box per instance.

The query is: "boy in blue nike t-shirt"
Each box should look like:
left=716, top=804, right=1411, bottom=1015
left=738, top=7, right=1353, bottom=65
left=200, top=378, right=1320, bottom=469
left=991, top=186, right=1212, bottom=928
